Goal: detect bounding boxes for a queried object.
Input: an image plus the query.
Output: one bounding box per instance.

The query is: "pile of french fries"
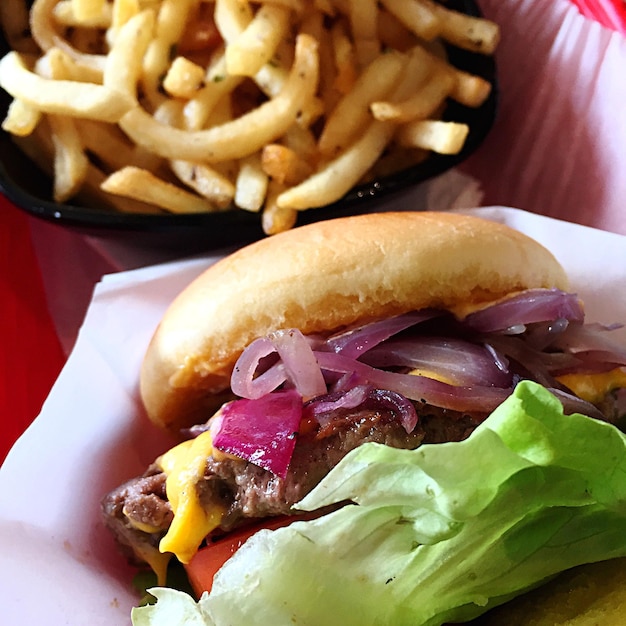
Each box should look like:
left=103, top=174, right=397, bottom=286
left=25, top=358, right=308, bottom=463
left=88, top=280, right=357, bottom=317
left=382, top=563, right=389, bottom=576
left=0, top=0, right=499, bottom=234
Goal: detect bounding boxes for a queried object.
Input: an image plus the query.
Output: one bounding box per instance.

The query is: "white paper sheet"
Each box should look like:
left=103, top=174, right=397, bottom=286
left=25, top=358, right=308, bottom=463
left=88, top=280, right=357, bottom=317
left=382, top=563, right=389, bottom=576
left=2, top=207, right=626, bottom=625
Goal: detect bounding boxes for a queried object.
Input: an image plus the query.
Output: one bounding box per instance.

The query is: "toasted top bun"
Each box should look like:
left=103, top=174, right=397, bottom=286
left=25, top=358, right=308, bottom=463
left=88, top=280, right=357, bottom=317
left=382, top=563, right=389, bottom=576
left=140, top=211, right=569, bottom=430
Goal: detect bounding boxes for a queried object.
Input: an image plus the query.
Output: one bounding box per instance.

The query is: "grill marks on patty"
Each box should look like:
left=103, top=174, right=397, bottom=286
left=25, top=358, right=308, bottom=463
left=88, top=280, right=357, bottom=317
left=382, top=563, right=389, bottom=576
left=101, top=404, right=481, bottom=566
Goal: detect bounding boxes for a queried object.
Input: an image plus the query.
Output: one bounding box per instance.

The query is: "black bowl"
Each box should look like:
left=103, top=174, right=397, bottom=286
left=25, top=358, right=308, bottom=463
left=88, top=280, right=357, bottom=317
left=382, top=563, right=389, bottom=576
left=0, top=0, right=497, bottom=251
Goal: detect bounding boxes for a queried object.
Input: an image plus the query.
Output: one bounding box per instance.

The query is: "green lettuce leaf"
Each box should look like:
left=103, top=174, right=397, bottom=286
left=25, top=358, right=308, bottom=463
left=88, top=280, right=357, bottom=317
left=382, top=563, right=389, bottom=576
left=132, top=381, right=626, bottom=626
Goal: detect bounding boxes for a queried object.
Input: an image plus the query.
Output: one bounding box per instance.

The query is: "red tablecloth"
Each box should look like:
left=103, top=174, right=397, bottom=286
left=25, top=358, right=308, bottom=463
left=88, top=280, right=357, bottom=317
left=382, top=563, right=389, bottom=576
left=0, top=200, right=66, bottom=464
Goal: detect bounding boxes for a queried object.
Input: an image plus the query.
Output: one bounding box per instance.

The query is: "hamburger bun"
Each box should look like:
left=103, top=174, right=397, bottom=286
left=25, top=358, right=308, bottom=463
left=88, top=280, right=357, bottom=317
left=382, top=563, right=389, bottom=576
left=140, top=211, right=569, bottom=430
left=476, top=557, right=626, bottom=625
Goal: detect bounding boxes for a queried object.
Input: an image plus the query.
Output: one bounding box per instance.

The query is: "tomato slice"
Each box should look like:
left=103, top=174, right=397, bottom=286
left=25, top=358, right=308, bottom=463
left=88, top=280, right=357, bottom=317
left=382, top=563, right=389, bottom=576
left=185, top=515, right=299, bottom=597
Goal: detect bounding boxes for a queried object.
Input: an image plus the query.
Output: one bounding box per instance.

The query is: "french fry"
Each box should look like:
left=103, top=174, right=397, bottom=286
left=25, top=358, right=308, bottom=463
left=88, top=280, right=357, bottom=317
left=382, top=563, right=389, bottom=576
left=214, top=0, right=253, bottom=43
left=225, top=4, right=291, bottom=77
left=318, top=49, right=407, bottom=156
left=252, top=52, right=324, bottom=127
left=81, top=163, right=163, bottom=214
left=2, top=100, right=42, bottom=137
left=75, top=118, right=166, bottom=174
left=377, top=8, right=420, bottom=52
left=0, top=52, right=135, bottom=122
left=141, top=0, right=195, bottom=106
left=54, top=0, right=112, bottom=28
left=111, top=0, right=141, bottom=31
left=251, top=58, right=288, bottom=98
left=12, top=116, right=159, bottom=214
left=370, top=67, right=455, bottom=123
left=35, top=47, right=104, bottom=84
left=422, top=0, right=500, bottom=55
left=101, top=166, right=218, bottom=213
left=48, top=113, right=89, bottom=202
left=348, top=0, right=380, bottom=67
left=379, top=0, right=441, bottom=42
left=104, top=10, right=155, bottom=99
left=369, top=145, right=427, bottom=180
left=308, top=12, right=339, bottom=113
left=163, top=56, right=206, bottom=99
left=396, top=119, right=469, bottom=155
left=170, top=160, right=236, bottom=208
left=262, top=180, right=297, bottom=234
left=261, top=143, right=314, bottom=185
left=330, top=20, right=357, bottom=95
left=276, top=119, right=395, bottom=211
left=235, top=153, right=269, bottom=212
left=31, top=0, right=70, bottom=52
left=118, top=34, right=319, bottom=162
left=30, top=0, right=108, bottom=72
left=147, top=94, right=238, bottom=208
left=71, top=0, right=108, bottom=23
left=183, top=50, right=244, bottom=131
left=442, top=63, right=493, bottom=108
left=281, top=124, right=319, bottom=164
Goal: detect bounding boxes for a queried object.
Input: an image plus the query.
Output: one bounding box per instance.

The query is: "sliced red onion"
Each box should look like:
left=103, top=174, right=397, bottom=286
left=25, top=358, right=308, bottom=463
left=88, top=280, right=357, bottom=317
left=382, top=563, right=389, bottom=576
left=268, top=329, right=327, bottom=399
left=367, top=388, right=418, bottom=433
left=484, top=342, right=510, bottom=373
left=231, top=337, right=286, bottom=399
left=485, top=335, right=580, bottom=386
left=551, top=322, right=626, bottom=362
left=212, top=389, right=303, bottom=479
left=551, top=352, right=626, bottom=376
left=326, top=310, right=442, bottom=358
left=231, top=329, right=326, bottom=400
left=222, top=289, right=626, bottom=479
left=547, top=388, right=606, bottom=421
left=304, top=385, right=418, bottom=433
left=464, top=289, right=584, bottom=333
left=331, top=371, right=369, bottom=393
left=314, top=351, right=511, bottom=414
left=362, top=336, right=512, bottom=387
left=303, top=384, right=372, bottom=425
left=520, top=318, right=571, bottom=351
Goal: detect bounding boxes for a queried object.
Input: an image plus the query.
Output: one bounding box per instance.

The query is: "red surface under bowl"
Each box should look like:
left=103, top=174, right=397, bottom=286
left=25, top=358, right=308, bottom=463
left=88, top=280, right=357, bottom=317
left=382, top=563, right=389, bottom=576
left=0, top=198, right=66, bottom=464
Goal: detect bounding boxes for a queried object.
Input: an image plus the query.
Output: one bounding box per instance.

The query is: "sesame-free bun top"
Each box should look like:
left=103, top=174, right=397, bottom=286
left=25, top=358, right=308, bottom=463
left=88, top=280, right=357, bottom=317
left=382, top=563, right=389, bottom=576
left=140, top=211, right=569, bottom=430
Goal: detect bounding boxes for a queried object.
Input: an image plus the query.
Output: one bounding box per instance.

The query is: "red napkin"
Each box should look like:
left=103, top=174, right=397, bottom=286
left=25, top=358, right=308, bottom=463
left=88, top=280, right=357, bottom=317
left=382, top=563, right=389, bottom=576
left=0, top=200, right=66, bottom=464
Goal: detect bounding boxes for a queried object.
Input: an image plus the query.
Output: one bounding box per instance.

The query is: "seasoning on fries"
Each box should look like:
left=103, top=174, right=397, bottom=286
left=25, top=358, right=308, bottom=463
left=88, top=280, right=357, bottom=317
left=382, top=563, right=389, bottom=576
left=0, top=0, right=499, bottom=234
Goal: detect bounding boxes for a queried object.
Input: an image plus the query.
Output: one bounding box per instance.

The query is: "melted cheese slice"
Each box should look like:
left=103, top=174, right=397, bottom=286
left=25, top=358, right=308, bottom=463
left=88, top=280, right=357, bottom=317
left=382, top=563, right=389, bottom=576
left=157, top=431, right=225, bottom=563
left=408, top=367, right=455, bottom=385
left=556, top=368, right=626, bottom=404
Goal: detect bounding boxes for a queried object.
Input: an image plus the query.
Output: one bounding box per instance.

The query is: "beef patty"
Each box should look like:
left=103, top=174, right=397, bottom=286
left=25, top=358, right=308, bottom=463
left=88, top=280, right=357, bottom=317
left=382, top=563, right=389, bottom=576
left=101, top=402, right=481, bottom=569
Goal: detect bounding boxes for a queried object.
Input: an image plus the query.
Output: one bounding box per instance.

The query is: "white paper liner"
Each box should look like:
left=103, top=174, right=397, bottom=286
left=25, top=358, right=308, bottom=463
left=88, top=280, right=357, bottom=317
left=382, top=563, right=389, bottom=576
left=2, top=207, right=626, bottom=624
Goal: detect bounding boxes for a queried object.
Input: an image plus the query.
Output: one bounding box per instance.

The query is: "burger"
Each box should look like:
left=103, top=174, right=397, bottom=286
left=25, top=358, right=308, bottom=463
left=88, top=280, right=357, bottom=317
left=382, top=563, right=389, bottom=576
left=102, top=211, right=626, bottom=624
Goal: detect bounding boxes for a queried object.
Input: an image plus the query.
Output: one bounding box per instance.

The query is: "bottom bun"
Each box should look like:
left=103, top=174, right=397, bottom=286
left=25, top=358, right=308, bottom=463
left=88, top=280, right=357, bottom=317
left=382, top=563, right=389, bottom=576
left=476, top=557, right=626, bottom=625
